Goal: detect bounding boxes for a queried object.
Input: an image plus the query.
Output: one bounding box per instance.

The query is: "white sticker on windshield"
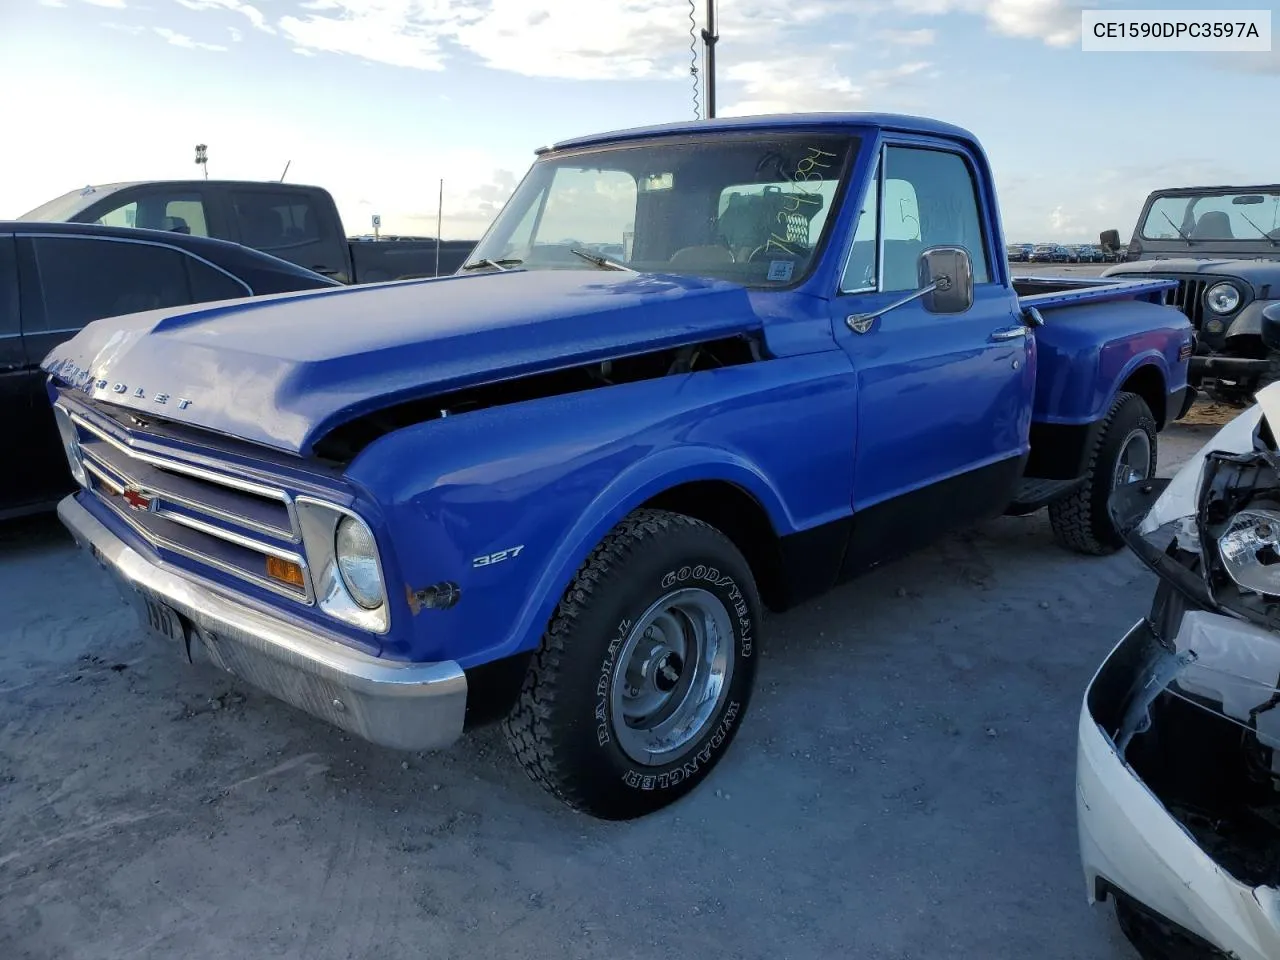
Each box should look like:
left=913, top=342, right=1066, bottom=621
left=767, top=260, right=794, bottom=282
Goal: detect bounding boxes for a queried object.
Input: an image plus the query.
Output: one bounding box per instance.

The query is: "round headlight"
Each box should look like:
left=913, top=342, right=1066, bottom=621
left=334, top=515, right=384, bottom=609
left=1205, top=282, right=1241, bottom=315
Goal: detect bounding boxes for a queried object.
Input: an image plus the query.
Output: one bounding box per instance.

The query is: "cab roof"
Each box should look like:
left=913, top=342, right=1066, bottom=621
left=550, top=112, right=979, bottom=152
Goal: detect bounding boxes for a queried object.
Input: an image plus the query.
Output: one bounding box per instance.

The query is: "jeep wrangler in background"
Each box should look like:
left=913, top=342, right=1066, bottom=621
left=45, top=113, right=1192, bottom=819
left=1101, top=184, right=1280, bottom=406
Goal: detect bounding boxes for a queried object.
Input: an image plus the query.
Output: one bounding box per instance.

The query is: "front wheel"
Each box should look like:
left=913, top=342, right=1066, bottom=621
left=1048, top=391, right=1157, bottom=556
left=502, top=509, right=760, bottom=819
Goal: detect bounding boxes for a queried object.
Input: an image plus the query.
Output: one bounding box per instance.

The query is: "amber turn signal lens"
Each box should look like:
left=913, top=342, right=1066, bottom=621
left=266, top=556, right=305, bottom=588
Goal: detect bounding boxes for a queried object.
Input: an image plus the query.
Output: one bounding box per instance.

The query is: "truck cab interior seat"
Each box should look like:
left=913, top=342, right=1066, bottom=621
left=1192, top=211, right=1234, bottom=239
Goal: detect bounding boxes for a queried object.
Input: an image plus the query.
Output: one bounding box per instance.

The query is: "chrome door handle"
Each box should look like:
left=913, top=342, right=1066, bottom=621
left=989, top=326, right=1027, bottom=341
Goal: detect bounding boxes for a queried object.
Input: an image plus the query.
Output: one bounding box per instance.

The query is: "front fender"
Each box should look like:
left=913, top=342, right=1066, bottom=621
left=342, top=350, right=858, bottom=667
left=485, top=447, right=794, bottom=667
left=1225, top=299, right=1276, bottom=340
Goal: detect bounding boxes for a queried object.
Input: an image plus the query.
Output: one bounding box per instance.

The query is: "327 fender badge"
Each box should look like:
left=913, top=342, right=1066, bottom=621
left=473, top=545, right=525, bottom=567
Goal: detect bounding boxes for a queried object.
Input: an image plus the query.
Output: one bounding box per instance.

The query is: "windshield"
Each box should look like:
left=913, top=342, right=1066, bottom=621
left=1140, top=189, right=1280, bottom=242
left=17, top=184, right=125, bottom=222
left=467, top=133, right=858, bottom=287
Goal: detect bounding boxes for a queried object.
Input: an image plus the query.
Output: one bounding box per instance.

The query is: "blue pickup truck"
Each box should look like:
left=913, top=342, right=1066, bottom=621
left=43, top=113, right=1193, bottom=819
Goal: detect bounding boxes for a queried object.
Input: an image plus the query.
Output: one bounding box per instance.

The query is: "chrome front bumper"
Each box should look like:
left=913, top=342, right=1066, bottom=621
left=59, top=494, right=467, bottom=751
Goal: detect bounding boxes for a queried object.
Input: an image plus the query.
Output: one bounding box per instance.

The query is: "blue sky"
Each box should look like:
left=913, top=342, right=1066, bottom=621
left=1, top=0, right=1276, bottom=242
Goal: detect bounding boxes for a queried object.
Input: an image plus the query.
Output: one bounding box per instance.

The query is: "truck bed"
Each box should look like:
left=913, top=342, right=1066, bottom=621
left=347, top=238, right=476, bottom=283
left=1014, top=275, right=1178, bottom=313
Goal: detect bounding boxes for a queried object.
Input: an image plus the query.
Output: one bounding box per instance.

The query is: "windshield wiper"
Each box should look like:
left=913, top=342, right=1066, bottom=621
left=1161, top=211, right=1195, bottom=243
left=461, top=258, right=523, bottom=272
left=569, top=247, right=635, bottom=272
left=1236, top=211, right=1280, bottom=247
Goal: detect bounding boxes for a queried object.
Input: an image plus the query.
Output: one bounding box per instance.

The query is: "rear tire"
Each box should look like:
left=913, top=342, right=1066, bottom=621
left=1048, top=391, right=1157, bottom=556
left=502, top=509, right=760, bottom=820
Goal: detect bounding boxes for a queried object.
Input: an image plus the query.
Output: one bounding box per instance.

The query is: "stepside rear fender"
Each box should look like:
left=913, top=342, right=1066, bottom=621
left=1031, top=298, right=1191, bottom=427
left=343, top=351, right=857, bottom=667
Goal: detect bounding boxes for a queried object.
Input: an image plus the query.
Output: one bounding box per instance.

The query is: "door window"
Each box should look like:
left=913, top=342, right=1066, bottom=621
left=95, top=194, right=209, bottom=236
left=230, top=192, right=322, bottom=251
left=839, top=158, right=879, bottom=292
left=26, top=237, right=191, bottom=332
left=186, top=256, right=251, bottom=301
left=879, top=146, right=990, bottom=292
left=0, top=238, right=17, bottom=337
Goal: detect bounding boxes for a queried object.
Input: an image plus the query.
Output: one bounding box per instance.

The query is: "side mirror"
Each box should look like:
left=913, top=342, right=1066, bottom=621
left=1099, top=229, right=1121, bottom=252
left=1262, top=303, right=1280, bottom=352
left=917, top=246, right=974, bottom=314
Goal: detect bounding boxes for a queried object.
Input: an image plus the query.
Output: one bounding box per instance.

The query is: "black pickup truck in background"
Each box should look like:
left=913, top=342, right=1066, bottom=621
left=19, top=181, right=478, bottom=284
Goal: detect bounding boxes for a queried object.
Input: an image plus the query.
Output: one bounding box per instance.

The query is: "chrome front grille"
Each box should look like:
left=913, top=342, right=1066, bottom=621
left=66, top=407, right=312, bottom=603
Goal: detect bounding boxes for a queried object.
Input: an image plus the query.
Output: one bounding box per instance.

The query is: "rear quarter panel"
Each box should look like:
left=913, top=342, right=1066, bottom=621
left=1031, top=299, right=1192, bottom=425
left=343, top=352, right=857, bottom=667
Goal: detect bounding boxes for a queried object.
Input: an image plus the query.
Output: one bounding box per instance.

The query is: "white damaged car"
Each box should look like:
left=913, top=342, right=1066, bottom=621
left=1077, top=385, right=1280, bottom=960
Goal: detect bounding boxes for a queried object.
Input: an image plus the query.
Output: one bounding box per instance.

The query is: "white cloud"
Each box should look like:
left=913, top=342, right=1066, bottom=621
left=271, top=0, right=844, bottom=78
left=153, top=26, right=229, bottom=51
left=279, top=0, right=475, bottom=71
left=450, top=0, right=684, bottom=80
left=877, top=27, right=936, bottom=46
left=166, top=0, right=1083, bottom=81
left=722, top=58, right=931, bottom=116
left=892, top=0, right=1083, bottom=46
left=82, top=0, right=127, bottom=8
left=39, top=0, right=67, bottom=7
left=174, top=0, right=274, bottom=35
left=228, top=26, right=243, bottom=41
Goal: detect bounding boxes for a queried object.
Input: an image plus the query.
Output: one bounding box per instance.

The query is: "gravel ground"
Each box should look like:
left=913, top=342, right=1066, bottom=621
left=0, top=417, right=1223, bottom=960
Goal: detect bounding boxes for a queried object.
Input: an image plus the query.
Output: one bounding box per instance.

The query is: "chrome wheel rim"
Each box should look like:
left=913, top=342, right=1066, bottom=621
left=1112, top=429, right=1152, bottom=489
left=609, top=587, right=734, bottom=766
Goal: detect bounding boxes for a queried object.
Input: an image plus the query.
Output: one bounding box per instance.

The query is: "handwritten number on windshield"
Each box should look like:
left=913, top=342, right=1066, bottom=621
left=764, top=147, right=838, bottom=256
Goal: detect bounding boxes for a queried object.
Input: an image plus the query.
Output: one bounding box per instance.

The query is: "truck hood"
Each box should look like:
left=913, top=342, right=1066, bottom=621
left=1106, top=258, right=1280, bottom=287
left=42, top=270, right=763, bottom=456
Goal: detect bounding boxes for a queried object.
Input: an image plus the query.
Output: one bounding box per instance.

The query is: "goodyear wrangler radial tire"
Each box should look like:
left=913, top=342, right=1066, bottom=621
left=1048, top=391, right=1157, bottom=556
left=501, top=508, right=761, bottom=820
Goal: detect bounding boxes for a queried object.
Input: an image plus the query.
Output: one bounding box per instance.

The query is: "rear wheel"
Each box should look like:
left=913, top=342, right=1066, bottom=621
left=1048, top=391, right=1157, bottom=555
left=502, top=509, right=760, bottom=820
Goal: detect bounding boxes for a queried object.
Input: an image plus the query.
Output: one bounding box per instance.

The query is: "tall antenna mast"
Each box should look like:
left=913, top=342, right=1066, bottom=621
left=701, top=0, right=718, bottom=118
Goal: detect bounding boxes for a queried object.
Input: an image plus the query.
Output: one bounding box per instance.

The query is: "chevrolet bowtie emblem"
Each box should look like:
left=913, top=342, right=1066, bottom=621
left=121, top=487, right=154, bottom=511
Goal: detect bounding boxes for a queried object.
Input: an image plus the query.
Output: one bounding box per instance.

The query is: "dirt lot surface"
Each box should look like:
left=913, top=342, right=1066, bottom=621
left=0, top=421, right=1220, bottom=960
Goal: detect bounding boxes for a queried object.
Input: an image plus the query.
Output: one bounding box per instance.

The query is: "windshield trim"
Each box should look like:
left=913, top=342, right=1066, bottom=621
left=17, top=184, right=130, bottom=223
left=469, top=130, right=862, bottom=293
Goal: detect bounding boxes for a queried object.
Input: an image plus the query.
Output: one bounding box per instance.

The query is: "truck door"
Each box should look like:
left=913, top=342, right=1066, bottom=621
left=832, top=141, right=1034, bottom=569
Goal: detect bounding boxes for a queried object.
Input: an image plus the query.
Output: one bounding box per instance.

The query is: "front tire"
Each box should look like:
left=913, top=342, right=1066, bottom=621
left=502, top=509, right=760, bottom=820
left=1048, top=391, right=1157, bottom=556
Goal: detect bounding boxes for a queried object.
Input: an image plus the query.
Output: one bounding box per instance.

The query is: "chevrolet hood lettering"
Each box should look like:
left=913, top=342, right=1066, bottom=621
left=41, top=272, right=762, bottom=456
left=43, top=358, right=193, bottom=410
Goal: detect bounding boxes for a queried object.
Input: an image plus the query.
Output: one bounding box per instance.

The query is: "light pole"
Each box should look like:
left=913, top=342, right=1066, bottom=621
left=194, top=144, right=208, bottom=180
